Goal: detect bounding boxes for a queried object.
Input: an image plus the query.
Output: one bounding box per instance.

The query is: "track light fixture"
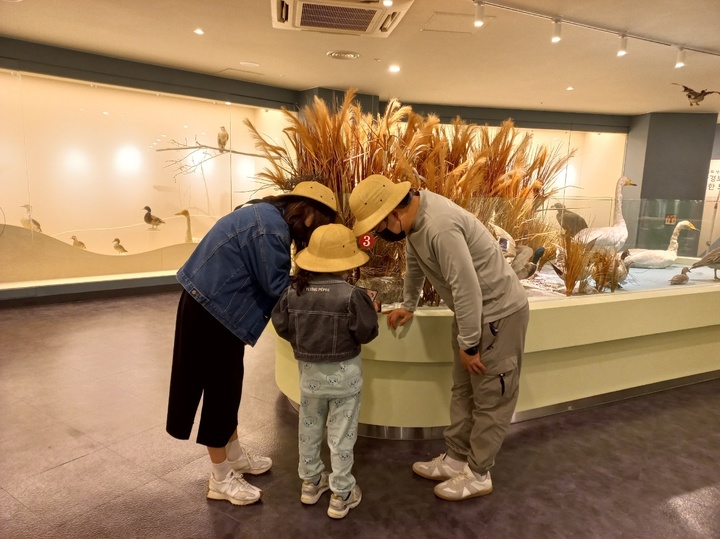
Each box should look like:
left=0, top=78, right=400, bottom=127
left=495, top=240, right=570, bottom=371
left=551, top=19, right=562, bottom=43
left=474, top=1, right=485, bottom=28
left=617, top=35, right=627, bottom=57
left=675, top=47, right=686, bottom=68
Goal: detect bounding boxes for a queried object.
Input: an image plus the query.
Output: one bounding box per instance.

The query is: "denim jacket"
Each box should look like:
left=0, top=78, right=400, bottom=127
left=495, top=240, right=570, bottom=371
left=272, top=275, right=379, bottom=362
left=177, top=202, right=291, bottom=346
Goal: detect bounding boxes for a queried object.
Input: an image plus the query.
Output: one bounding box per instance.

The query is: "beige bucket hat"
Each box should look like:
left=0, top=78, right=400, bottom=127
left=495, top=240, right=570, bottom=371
left=349, top=174, right=411, bottom=236
left=295, top=224, right=370, bottom=273
left=277, top=181, right=339, bottom=213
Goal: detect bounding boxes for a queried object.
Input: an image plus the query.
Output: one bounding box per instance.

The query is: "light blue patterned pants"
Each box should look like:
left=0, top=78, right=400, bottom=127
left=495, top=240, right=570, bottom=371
left=297, top=355, right=362, bottom=497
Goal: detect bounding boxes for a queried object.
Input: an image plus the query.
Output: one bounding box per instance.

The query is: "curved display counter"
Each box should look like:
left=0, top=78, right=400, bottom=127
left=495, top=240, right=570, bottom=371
left=274, top=280, right=720, bottom=439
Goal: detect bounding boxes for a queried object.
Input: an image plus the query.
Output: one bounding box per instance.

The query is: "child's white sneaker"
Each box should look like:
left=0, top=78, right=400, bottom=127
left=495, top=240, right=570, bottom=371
left=327, top=485, right=362, bottom=519
left=300, top=471, right=330, bottom=504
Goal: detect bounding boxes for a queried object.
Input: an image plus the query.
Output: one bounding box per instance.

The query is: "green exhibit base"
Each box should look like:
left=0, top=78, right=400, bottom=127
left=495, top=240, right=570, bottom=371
left=274, top=283, right=720, bottom=439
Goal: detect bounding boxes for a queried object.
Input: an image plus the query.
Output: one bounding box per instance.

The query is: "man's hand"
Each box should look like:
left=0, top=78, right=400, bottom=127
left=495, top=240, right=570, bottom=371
left=460, top=348, right=486, bottom=374
left=385, top=308, right=414, bottom=330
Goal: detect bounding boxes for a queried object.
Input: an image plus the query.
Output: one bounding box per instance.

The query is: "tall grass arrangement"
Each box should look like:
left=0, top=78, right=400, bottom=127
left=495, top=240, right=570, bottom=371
left=245, top=90, right=575, bottom=296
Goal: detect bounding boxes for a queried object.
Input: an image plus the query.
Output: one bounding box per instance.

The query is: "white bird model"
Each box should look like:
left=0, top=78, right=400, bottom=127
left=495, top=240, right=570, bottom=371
left=20, top=204, right=42, bottom=232
left=574, top=176, right=637, bottom=251
left=624, top=220, right=698, bottom=268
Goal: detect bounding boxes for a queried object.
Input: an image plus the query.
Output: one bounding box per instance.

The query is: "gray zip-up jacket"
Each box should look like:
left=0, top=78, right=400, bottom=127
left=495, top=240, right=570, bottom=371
left=272, top=274, right=379, bottom=363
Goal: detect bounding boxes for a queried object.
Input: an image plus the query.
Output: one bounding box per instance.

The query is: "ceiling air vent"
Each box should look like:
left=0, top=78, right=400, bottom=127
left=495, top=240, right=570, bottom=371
left=272, top=0, right=414, bottom=37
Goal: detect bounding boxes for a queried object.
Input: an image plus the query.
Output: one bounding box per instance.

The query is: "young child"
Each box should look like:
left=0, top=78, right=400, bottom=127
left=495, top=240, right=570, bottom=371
left=272, top=223, right=379, bottom=519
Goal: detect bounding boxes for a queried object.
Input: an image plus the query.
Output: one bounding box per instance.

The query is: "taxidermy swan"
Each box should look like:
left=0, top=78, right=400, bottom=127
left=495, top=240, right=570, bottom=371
left=176, top=209, right=194, bottom=243
left=624, top=220, right=698, bottom=268
left=574, top=176, right=636, bottom=251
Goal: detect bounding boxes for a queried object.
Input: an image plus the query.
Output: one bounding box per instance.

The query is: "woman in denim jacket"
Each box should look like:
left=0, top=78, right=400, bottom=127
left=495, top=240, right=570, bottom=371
left=167, top=181, right=339, bottom=506
left=272, top=223, right=379, bottom=519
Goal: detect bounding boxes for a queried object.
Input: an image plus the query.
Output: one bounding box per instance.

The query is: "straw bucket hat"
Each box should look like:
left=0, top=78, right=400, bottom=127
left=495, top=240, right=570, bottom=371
left=277, top=181, right=339, bottom=213
left=349, top=174, right=411, bottom=236
left=295, top=224, right=369, bottom=273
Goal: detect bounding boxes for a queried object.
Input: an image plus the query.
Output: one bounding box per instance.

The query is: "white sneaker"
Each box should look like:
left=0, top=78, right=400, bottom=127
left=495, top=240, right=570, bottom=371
left=433, top=464, right=492, bottom=501
left=412, top=453, right=463, bottom=481
left=207, top=470, right=262, bottom=506
left=300, top=471, right=330, bottom=505
left=228, top=446, right=272, bottom=475
left=327, top=485, right=362, bottom=519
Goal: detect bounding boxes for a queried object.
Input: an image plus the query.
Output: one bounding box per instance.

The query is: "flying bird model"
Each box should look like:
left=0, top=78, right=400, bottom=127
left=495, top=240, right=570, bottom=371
left=672, top=84, right=720, bottom=106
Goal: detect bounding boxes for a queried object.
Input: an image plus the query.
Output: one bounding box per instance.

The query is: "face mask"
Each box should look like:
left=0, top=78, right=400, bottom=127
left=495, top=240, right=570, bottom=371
left=378, top=228, right=406, bottom=242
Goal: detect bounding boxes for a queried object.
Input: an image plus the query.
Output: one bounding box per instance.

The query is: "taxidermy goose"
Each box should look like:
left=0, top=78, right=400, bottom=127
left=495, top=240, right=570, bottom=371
left=143, top=206, right=165, bottom=229
left=176, top=209, right=194, bottom=243
left=669, top=267, right=691, bottom=285
left=20, top=204, right=42, bottom=232
left=691, top=246, right=720, bottom=280
left=552, top=203, right=588, bottom=236
left=672, top=84, right=720, bottom=106
left=574, top=176, right=636, bottom=251
left=112, top=238, right=128, bottom=254
left=71, top=235, right=86, bottom=249
left=511, top=245, right=545, bottom=280
left=624, top=220, right=698, bottom=269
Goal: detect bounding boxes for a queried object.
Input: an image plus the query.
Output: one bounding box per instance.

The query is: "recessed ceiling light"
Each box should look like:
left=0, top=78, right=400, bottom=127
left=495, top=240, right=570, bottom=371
left=239, top=61, right=260, bottom=67
left=566, top=86, right=574, bottom=91
left=383, top=0, right=393, bottom=6
left=193, top=28, right=204, bottom=35
left=327, top=50, right=360, bottom=60
left=389, top=65, right=401, bottom=73
left=225, top=102, right=232, bottom=106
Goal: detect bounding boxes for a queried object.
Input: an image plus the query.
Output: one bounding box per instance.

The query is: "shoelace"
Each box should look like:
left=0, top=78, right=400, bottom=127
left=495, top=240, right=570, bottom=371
left=227, top=472, right=259, bottom=495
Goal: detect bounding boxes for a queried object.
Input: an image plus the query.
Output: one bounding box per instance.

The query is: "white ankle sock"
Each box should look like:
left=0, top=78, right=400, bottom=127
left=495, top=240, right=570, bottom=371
left=212, top=460, right=232, bottom=480
left=443, top=454, right=466, bottom=471
left=226, top=438, right=242, bottom=461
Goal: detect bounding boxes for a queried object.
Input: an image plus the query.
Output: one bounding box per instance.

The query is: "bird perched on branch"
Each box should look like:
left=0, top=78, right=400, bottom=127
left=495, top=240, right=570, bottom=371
left=552, top=203, right=588, bottom=236
left=143, top=206, right=165, bottom=229
left=669, top=267, right=691, bottom=285
left=672, top=84, right=720, bottom=106
left=71, top=235, right=86, bottom=249
left=112, top=238, right=128, bottom=254
left=20, top=204, right=42, bottom=232
left=217, top=126, right=229, bottom=152
left=691, top=246, right=720, bottom=280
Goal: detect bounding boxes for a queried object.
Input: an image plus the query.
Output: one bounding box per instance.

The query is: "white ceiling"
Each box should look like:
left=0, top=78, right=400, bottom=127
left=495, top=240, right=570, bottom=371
left=2, top=0, right=720, bottom=120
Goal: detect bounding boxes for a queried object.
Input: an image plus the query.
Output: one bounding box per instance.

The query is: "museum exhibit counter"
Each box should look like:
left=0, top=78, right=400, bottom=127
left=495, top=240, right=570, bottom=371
left=274, top=281, right=720, bottom=438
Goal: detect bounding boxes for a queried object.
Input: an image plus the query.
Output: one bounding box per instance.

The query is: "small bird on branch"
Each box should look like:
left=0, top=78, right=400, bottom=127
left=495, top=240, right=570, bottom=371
left=671, top=83, right=720, bottom=106
left=218, top=126, right=229, bottom=152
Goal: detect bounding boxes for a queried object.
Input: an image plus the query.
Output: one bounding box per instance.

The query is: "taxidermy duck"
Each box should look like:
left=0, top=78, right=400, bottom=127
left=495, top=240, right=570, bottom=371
left=112, top=238, right=128, bottom=254
left=71, top=235, right=86, bottom=249
left=143, top=206, right=165, bottom=229
left=511, top=245, right=546, bottom=280
left=20, top=204, right=42, bottom=232
left=552, top=203, right=588, bottom=236
left=669, top=267, right=691, bottom=285
left=574, top=176, right=636, bottom=251
left=691, top=246, right=720, bottom=280
left=672, top=84, right=720, bottom=106
left=624, top=220, right=698, bottom=268
left=176, top=209, right=194, bottom=243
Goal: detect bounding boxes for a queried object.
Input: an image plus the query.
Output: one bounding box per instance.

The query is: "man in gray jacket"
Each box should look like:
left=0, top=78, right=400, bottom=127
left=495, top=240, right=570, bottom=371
left=349, top=174, right=529, bottom=501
